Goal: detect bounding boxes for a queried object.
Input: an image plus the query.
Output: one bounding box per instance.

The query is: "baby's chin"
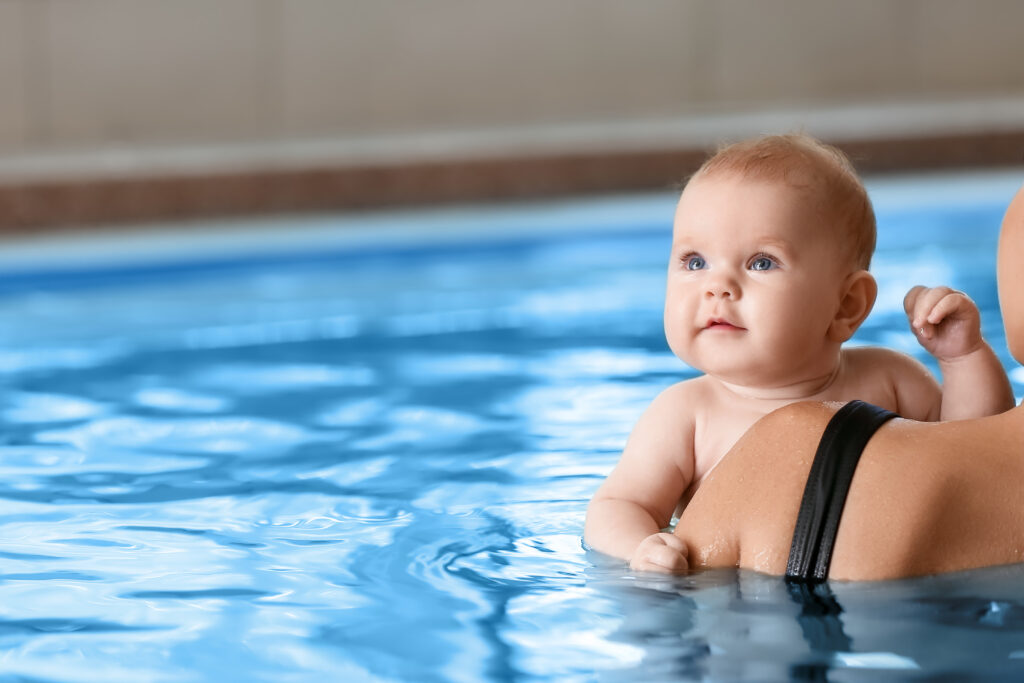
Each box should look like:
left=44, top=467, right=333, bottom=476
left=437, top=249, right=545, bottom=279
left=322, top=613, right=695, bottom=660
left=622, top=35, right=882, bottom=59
left=671, top=345, right=814, bottom=387
left=694, top=360, right=813, bottom=391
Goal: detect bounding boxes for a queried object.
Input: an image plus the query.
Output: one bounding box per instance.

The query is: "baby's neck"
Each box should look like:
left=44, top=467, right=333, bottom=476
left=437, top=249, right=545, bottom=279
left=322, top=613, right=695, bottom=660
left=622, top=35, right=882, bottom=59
left=715, top=358, right=842, bottom=403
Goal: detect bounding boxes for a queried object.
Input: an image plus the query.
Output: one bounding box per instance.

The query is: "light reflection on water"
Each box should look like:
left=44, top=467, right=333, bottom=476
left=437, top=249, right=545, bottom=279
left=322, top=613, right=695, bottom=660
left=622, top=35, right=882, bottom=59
left=0, top=176, right=1021, bottom=681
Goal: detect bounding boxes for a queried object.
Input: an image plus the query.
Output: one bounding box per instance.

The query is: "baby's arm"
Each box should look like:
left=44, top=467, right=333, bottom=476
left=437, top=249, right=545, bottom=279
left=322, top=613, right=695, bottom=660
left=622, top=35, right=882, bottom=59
left=904, top=285, right=1015, bottom=420
left=584, top=383, right=694, bottom=572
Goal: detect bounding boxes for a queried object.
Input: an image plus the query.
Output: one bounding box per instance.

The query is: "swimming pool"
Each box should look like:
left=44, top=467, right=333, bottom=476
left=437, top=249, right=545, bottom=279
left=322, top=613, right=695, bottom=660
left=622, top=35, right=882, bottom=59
left=1, top=170, right=1022, bottom=682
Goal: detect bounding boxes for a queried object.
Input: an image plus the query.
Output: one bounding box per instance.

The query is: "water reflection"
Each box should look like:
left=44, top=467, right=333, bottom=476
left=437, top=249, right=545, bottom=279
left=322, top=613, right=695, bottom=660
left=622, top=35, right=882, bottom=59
left=581, top=562, right=1024, bottom=681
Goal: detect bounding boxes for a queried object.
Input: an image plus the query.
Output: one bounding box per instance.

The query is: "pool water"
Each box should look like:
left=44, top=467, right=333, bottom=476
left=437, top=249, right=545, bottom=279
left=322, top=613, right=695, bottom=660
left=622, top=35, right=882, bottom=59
left=0, top=171, right=1022, bottom=682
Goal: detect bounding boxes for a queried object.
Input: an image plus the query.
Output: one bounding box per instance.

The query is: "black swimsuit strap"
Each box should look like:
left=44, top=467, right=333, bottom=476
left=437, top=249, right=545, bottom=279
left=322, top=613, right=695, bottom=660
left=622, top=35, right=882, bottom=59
left=785, top=400, right=898, bottom=584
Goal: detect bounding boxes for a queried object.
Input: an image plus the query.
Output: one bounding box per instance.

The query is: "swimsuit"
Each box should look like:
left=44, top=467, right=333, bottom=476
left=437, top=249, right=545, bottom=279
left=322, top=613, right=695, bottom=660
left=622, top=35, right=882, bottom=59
left=785, top=400, right=898, bottom=584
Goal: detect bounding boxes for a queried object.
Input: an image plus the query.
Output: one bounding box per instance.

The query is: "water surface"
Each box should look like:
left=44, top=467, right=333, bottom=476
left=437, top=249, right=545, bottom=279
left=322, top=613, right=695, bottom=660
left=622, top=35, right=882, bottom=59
left=0, top=171, right=1022, bottom=681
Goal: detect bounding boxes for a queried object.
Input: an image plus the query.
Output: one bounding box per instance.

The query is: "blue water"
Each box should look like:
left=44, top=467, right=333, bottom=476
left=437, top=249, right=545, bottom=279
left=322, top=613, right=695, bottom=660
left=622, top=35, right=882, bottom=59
left=0, top=171, right=1022, bottom=682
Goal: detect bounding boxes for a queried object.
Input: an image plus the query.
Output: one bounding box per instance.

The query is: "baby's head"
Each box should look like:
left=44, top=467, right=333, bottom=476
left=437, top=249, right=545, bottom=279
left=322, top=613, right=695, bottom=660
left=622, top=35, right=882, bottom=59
left=665, top=134, right=879, bottom=387
left=691, top=133, right=876, bottom=270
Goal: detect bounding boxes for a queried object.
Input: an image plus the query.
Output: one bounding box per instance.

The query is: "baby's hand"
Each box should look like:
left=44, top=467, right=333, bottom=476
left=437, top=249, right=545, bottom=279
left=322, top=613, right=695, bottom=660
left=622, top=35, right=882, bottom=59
left=903, top=285, right=983, bottom=361
left=629, top=532, right=689, bottom=573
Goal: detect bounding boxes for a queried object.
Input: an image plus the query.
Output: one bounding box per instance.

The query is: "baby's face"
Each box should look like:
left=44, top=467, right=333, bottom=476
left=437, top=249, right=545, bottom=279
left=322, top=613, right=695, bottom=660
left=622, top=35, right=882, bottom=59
left=664, top=174, right=852, bottom=387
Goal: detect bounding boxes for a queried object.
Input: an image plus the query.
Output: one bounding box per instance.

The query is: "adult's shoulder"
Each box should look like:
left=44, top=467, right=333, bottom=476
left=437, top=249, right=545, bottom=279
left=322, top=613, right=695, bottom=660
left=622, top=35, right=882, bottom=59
left=677, top=401, right=841, bottom=573
left=740, top=401, right=841, bottom=451
left=718, top=402, right=842, bottom=495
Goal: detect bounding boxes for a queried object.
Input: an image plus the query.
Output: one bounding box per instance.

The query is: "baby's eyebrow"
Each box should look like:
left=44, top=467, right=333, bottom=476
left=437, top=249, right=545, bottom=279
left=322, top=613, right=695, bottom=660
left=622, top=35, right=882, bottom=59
left=669, top=235, right=700, bottom=249
left=668, top=234, right=798, bottom=253
left=753, top=237, right=796, bottom=252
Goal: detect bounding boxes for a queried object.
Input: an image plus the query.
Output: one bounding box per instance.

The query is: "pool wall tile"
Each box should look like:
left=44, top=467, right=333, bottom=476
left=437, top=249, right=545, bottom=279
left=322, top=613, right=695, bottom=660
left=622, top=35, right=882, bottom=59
left=40, top=0, right=281, bottom=147
left=906, top=0, right=1024, bottom=92
left=279, top=0, right=705, bottom=136
left=0, top=1, right=30, bottom=148
left=706, top=2, right=914, bottom=103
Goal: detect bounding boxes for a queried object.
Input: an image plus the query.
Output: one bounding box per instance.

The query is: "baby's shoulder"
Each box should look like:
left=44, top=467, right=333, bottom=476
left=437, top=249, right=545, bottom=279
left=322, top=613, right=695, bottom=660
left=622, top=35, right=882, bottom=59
left=840, top=345, right=940, bottom=419
left=626, top=378, right=705, bottom=455
left=654, top=375, right=716, bottom=405
left=842, top=345, right=930, bottom=378
left=641, top=376, right=714, bottom=425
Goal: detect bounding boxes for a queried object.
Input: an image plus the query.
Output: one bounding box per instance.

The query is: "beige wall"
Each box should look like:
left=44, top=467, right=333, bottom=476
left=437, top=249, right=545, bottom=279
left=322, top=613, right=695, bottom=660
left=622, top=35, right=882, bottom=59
left=1, top=0, right=1023, bottom=157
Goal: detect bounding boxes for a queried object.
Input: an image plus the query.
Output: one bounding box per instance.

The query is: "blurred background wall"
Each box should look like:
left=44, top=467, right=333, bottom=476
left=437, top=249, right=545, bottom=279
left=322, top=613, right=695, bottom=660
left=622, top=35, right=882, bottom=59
left=0, top=0, right=1022, bottom=230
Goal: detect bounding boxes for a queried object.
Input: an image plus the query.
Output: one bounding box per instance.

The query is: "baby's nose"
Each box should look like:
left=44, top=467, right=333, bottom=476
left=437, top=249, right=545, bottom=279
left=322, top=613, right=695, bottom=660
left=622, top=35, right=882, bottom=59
left=705, top=276, right=738, bottom=299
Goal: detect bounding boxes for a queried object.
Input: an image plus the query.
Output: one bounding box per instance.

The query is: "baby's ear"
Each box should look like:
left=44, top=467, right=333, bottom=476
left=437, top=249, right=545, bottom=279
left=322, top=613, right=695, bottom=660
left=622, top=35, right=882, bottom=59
left=828, top=270, right=877, bottom=342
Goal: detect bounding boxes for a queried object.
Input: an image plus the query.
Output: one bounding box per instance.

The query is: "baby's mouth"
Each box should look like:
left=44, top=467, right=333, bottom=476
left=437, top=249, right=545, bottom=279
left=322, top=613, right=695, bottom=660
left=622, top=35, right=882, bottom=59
left=704, top=318, right=745, bottom=331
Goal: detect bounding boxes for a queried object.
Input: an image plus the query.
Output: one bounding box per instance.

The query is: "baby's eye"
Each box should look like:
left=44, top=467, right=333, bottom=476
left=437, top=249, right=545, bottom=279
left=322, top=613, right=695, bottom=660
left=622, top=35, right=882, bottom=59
left=748, top=255, right=778, bottom=272
left=683, top=254, right=707, bottom=271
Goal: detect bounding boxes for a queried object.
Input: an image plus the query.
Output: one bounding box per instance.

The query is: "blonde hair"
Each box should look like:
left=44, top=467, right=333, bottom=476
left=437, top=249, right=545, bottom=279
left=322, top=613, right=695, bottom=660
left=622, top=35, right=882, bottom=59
left=692, top=134, right=876, bottom=269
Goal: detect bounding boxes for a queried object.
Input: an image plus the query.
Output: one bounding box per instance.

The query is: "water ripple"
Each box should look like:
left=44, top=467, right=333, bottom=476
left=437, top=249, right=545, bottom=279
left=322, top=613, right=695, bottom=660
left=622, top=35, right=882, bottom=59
left=36, top=416, right=319, bottom=458
left=194, top=363, right=376, bottom=393
left=0, top=344, right=127, bottom=374
left=132, top=387, right=230, bottom=413
left=0, top=618, right=164, bottom=635
left=313, top=398, right=385, bottom=428
left=0, top=446, right=191, bottom=476
left=3, top=392, right=108, bottom=424
left=123, top=588, right=272, bottom=601
left=2, top=571, right=104, bottom=582
left=352, top=405, right=490, bottom=450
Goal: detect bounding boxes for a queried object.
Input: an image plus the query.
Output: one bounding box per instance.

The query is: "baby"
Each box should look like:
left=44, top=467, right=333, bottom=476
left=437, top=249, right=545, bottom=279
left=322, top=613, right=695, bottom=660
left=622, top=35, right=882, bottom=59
left=584, top=134, right=1015, bottom=572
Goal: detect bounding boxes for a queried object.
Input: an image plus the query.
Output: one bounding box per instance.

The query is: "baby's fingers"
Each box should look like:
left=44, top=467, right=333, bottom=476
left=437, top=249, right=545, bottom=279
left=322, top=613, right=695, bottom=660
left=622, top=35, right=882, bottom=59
left=904, top=284, right=983, bottom=359
left=647, top=545, right=688, bottom=572
left=904, top=286, right=935, bottom=332
left=903, top=285, right=927, bottom=317
left=908, top=286, right=952, bottom=324
left=924, top=291, right=975, bottom=326
left=905, top=286, right=956, bottom=334
left=630, top=533, right=688, bottom=573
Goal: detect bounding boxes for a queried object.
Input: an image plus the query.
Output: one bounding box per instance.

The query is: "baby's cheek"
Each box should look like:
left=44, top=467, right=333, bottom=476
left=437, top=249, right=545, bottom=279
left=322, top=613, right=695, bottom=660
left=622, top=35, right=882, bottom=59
left=663, top=314, right=685, bottom=344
